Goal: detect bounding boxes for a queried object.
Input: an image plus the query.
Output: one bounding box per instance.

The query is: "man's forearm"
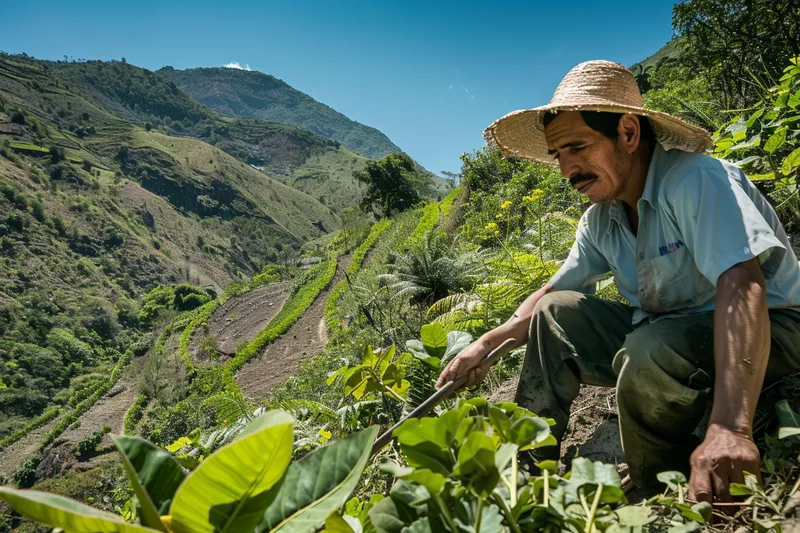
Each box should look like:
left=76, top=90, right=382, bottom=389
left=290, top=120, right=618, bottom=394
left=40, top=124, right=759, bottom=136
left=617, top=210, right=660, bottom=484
left=710, top=259, right=771, bottom=436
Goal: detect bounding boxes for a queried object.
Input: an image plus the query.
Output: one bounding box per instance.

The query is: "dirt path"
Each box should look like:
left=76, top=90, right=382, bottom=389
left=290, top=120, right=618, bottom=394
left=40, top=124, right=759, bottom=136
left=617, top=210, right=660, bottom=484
left=236, top=255, right=353, bottom=401
left=0, top=414, right=64, bottom=478
left=190, top=282, right=291, bottom=357
left=61, top=377, right=138, bottom=448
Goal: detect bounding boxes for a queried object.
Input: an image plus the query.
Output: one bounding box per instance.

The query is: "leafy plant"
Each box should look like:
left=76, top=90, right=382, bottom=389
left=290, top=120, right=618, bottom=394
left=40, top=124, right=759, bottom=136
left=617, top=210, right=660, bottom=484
left=328, top=344, right=411, bottom=403
left=0, top=410, right=379, bottom=533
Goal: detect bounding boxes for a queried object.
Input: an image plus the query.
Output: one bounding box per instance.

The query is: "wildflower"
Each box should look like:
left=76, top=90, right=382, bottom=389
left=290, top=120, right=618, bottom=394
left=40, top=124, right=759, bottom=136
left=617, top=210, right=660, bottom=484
left=530, top=188, right=545, bottom=201
left=319, top=428, right=332, bottom=441
left=341, top=343, right=346, bottom=347
left=484, top=222, right=498, bottom=231
left=500, top=200, right=513, bottom=210
left=496, top=213, right=504, bottom=219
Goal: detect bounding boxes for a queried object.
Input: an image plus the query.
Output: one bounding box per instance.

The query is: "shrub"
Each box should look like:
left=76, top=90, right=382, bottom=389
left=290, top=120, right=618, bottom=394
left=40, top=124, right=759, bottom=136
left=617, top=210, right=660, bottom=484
left=10, top=108, right=25, bottom=125
left=75, top=425, right=111, bottom=458
left=12, top=456, right=40, bottom=488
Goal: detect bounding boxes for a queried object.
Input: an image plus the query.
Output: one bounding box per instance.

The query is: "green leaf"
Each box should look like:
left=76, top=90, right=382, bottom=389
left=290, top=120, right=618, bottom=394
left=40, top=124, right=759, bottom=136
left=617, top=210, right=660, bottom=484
left=730, top=482, right=755, bottom=496
left=258, top=425, right=380, bottom=533
left=764, top=127, right=787, bottom=154
left=169, top=410, right=294, bottom=533
left=405, top=341, right=440, bottom=369
left=675, top=503, right=706, bottom=524
left=781, top=147, right=800, bottom=176
left=420, top=323, right=448, bottom=359
left=0, top=488, right=160, bottom=532
left=326, top=366, right=349, bottom=386
left=495, top=442, right=518, bottom=472
left=379, top=460, right=446, bottom=494
left=749, top=172, right=777, bottom=181
left=454, top=498, right=504, bottom=533
left=454, top=432, right=499, bottom=497
left=778, top=427, right=800, bottom=439
left=656, top=471, right=687, bottom=490
left=568, top=458, right=626, bottom=504
left=507, top=417, right=551, bottom=450
left=691, top=502, right=712, bottom=523
left=322, top=512, right=360, bottom=533
left=115, top=435, right=185, bottom=529
left=394, top=415, right=459, bottom=475
left=615, top=505, right=654, bottom=527
left=442, top=331, right=472, bottom=363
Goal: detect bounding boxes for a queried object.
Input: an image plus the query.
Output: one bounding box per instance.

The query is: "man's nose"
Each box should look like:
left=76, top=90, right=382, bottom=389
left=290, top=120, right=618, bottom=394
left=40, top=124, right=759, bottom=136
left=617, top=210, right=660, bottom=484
left=559, top=155, right=580, bottom=180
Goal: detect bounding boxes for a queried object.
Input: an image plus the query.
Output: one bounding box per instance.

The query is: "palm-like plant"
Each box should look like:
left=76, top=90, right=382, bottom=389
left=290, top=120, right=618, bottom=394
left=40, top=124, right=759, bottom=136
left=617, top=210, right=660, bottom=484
left=380, top=231, right=487, bottom=306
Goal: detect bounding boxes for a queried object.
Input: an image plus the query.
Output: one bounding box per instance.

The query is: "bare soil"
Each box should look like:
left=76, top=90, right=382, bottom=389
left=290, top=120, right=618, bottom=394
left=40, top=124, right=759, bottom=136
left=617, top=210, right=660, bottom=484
left=61, top=376, right=138, bottom=449
left=236, top=255, right=353, bottom=401
left=0, top=414, right=63, bottom=478
left=490, top=377, right=624, bottom=469
left=189, top=282, right=291, bottom=357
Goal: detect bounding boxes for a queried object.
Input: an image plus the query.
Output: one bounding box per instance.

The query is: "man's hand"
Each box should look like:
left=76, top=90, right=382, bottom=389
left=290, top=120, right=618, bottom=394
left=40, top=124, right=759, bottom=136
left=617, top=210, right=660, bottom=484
left=688, top=423, right=762, bottom=503
left=435, top=338, right=493, bottom=390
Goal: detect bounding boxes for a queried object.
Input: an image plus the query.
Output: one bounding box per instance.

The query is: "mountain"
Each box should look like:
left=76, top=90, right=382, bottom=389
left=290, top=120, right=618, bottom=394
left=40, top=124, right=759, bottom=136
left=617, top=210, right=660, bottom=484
left=156, top=66, right=403, bottom=160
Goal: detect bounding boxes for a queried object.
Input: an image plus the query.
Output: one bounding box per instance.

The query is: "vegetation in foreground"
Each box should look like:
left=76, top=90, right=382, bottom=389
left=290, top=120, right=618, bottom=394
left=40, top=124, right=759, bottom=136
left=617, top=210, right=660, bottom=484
left=2, top=1, right=800, bottom=532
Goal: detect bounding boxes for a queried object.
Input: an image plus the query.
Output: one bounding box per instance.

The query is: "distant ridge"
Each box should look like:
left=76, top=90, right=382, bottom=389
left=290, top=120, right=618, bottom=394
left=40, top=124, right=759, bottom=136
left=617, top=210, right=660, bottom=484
left=157, top=66, right=403, bottom=159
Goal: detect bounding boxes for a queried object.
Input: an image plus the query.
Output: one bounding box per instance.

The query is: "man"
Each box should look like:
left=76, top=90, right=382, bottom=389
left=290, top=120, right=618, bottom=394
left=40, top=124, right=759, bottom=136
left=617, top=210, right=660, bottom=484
left=437, top=60, right=800, bottom=500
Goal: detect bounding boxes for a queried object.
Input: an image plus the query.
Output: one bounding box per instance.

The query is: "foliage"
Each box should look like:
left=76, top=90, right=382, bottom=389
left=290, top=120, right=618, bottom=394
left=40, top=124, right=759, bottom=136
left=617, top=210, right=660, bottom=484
left=12, top=456, right=41, bottom=489
left=328, top=344, right=411, bottom=403
left=354, top=153, right=427, bottom=217
left=712, top=56, right=800, bottom=232
left=0, top=410, right=379, bottom=533
left=380, top=231, right=486, bottom=305
left=326, top=218, right=394, bottom=335
left=0, top=407, right=60, bottom=449
left=75, top=425, right=111, bottom=458
left=672, top=0, right=800, bottom=110
left=138, top=285, right=213, bottom=328
left=124, top=394, right=150, bottom=436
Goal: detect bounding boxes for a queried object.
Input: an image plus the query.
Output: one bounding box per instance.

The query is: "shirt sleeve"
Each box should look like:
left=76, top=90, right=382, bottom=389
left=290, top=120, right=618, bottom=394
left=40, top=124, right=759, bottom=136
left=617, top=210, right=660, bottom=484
left=667, top=163, right=786, bottom=285
left=549, top=211, right=611, bottom=293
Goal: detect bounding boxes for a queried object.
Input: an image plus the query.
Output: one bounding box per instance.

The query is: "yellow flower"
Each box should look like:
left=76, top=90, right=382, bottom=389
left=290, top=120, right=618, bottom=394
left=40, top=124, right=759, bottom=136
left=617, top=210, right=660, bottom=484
left=530, top=189, right=545, bottom=201
left=495, top=213, right=503, bottom=219
left=341, top=343, right=346, bottom=347
left=484, top=222, right=498, bottom=231
left=500, top=200, right=513, bottom=210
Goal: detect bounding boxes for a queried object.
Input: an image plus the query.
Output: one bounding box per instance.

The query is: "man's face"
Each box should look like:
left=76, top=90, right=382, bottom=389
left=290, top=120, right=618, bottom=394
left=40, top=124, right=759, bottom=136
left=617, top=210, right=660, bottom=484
left=544, top=111, right=630, bottom=204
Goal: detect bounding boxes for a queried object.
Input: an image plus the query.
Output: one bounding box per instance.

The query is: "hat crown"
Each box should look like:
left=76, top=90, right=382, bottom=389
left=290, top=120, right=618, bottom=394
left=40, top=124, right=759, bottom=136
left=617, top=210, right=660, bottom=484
left=549, top=60, right=643, bottom=108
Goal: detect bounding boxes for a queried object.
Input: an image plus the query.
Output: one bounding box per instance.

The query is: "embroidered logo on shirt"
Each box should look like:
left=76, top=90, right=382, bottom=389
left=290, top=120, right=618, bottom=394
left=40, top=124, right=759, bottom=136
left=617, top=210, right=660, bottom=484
left=658, top=240, right=684, bottom=256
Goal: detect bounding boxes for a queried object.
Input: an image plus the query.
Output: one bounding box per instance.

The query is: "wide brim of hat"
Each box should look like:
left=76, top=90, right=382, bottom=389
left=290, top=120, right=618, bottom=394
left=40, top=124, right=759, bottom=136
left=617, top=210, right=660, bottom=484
left=483, top=103, right=713, bottom=166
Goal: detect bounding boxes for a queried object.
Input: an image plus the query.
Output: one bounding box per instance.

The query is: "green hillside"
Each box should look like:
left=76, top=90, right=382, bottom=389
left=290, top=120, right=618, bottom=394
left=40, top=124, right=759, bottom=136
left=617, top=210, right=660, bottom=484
left=0, top=52, right=343, bottom=443
left=156, top=66, right=403, bottom=159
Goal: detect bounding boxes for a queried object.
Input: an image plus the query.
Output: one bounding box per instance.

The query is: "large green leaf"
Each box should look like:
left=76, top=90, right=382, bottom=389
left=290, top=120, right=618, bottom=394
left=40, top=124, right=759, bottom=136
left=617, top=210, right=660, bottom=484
left=782, top=146, right=800, bottom=175
left=0, top=488, right=160, bottom=533
left=420, top=323, right=448, bottom=359
left=453, top=432, right=499, bottom=497
left=257, top=425, right=379, bottom=533
left=442, top=331, right=472, bottom=363
left=115, top=436, right=185, bottom=515
left=567, top=458, right=626, bottom=504
left=169, top=410, right=294, bottom=533
left=114, top=436, right=180, bottom=531
left=764, top=127, right=787, bottom=154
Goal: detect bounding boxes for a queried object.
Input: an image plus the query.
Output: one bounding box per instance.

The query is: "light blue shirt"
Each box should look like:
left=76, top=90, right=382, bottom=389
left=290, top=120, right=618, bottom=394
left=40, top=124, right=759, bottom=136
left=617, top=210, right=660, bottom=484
left=550, top=143, right=800, bottom=324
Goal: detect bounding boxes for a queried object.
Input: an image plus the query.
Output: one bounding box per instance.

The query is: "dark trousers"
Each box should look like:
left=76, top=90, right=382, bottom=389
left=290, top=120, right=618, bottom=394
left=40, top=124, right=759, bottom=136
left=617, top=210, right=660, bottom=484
left=514, top=290, right=800, bottom=487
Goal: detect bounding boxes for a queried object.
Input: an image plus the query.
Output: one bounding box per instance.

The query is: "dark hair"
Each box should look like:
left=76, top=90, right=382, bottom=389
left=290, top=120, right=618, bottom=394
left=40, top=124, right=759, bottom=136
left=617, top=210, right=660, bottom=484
left=543, top=110, right=655, bottom=144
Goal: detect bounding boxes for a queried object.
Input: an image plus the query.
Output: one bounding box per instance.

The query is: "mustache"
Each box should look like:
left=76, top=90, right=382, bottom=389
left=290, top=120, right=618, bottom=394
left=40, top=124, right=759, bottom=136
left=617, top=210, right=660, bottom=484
left=569, top=173, right=598, bottom=189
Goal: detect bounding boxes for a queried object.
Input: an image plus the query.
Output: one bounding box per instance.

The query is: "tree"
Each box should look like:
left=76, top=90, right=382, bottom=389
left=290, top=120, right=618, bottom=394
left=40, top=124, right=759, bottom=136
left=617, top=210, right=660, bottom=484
left=353, top=153, right=425, bottom=217
left=672, top=0, right=800, bottom=109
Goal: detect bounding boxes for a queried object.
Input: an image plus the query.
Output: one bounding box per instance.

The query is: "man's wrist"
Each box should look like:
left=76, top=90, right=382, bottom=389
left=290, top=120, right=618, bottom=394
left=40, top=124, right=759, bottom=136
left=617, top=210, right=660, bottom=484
left=707, top=415, right=753, bottom=438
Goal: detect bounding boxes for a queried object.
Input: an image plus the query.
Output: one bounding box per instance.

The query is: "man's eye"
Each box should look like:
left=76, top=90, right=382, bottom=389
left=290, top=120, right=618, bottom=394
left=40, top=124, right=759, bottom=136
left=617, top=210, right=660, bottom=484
left=572, top=146, right=585, bottom=153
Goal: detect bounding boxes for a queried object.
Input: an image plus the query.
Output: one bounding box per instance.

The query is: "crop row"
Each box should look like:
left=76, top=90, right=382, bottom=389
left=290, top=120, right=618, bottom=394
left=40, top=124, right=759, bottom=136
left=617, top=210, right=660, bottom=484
left=122, top=393, right=149, bottom=436
left=228, top=253, right=340, bottom=377
left=0, top=407, right=60, bottom=449
left=325, top=219, right=394, bottom=334
left=39, top=349, right=132, bottom=449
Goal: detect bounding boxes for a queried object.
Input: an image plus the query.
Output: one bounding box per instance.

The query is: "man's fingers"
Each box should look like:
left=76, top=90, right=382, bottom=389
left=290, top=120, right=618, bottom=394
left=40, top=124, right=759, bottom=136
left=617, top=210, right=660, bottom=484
left=689, top=463, right=713, bottom=504
left=711, top=463, right=732, bottom=502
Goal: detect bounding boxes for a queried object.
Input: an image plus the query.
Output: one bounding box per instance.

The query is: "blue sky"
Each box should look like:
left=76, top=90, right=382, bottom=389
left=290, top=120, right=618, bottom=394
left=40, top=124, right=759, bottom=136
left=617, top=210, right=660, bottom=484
left=2, top=0, right=677, bottom=175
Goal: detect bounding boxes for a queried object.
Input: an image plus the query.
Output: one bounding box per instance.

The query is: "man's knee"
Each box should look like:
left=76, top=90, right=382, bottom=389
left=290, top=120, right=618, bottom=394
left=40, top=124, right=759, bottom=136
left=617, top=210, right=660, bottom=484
left=615, top=332, right=710, bottom=431
left=532, top=290, right=585, bottom=322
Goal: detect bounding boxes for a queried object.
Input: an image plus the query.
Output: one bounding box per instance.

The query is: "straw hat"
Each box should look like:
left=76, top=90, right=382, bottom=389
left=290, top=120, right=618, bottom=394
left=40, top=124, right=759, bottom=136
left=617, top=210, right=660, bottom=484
left=484, top=60, right=713, bottom=165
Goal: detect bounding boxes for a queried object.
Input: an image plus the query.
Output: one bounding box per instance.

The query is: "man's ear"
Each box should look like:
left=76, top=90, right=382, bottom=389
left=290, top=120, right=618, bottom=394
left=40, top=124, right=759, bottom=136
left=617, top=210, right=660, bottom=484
left=617, top=114, right=641, bottom=154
